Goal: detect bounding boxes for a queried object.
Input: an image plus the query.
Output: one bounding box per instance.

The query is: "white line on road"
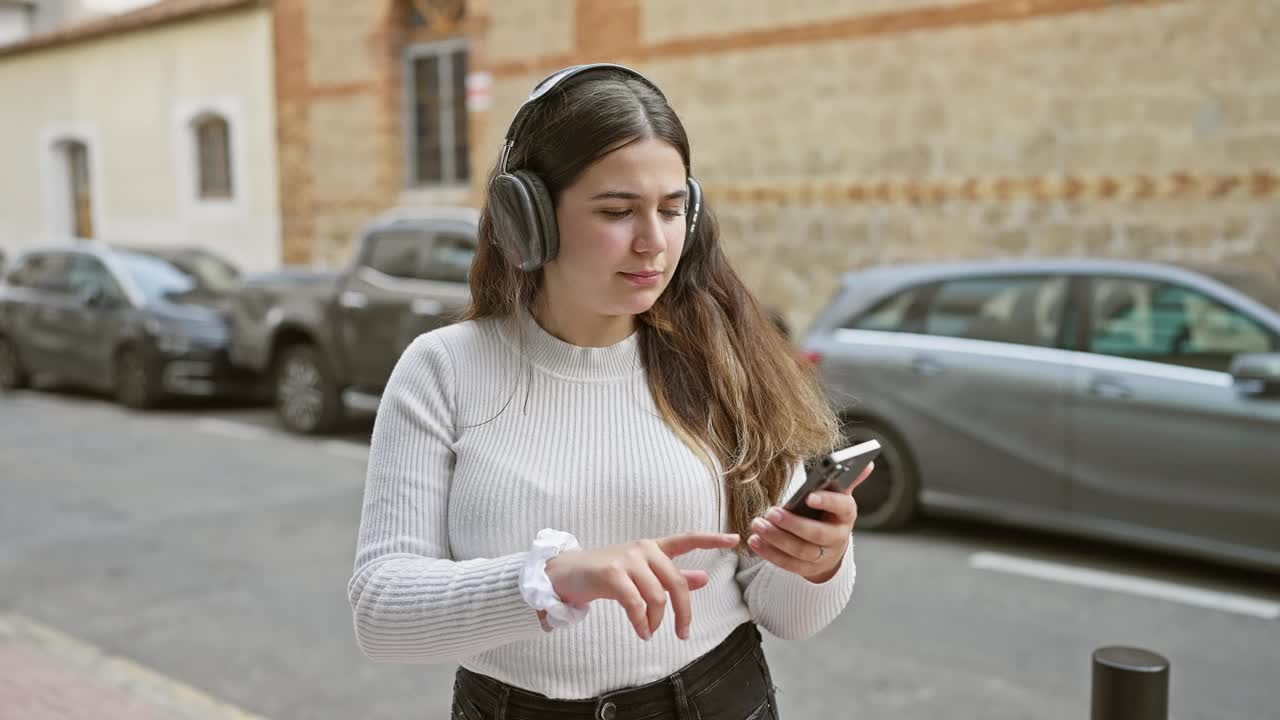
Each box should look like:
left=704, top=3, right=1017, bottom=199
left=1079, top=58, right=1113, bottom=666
left=969, top=551, right=1280, bottom=620
left=322, top=440, right=370, bottom=462
left=194, top=418, right=272, bottom=441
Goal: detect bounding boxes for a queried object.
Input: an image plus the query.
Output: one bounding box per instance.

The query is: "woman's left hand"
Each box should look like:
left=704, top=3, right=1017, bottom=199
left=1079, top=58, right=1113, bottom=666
left=746, top=463, right=874, bottom=583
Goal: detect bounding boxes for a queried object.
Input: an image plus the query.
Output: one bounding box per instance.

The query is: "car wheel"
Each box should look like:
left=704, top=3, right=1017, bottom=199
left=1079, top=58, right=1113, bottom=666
left=275, top=344, right=342, bottom=434
left=114, top=346, right=163, bottom=409
left=842, top=421, right=919, bottom=531
left=0, top=336, right=28, bottom=390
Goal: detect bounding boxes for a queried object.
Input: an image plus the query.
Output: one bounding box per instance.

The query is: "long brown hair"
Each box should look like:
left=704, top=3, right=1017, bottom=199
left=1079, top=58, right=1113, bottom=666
left=465, top=69, right=839, bottom=540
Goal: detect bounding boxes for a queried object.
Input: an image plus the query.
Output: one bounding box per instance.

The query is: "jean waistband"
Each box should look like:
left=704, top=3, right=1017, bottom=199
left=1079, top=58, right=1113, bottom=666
left=456, top=622, right=763, bottom=719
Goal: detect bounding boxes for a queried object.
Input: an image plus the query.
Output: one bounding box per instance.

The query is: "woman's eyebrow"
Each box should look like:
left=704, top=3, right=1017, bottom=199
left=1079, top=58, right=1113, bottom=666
left=589, top=189, right=688, bottom=201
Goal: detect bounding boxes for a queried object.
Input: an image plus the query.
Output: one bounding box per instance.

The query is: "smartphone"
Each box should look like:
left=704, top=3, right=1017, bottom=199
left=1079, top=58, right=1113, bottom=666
left=781, top=440, right=881, bottom=520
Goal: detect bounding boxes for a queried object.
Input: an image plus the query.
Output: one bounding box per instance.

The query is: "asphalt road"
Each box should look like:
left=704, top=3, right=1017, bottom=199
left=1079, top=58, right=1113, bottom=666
left=2, top=387, right=1277, bottom=719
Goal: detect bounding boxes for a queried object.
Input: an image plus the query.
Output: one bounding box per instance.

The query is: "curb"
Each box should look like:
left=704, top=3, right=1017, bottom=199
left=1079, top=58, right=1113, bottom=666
left=0, top=614, right=270, bottom=720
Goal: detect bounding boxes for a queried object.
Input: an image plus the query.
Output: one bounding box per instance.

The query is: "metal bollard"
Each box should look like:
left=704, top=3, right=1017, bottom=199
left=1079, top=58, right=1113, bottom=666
left=1091, top=646, right=1169, bottom=720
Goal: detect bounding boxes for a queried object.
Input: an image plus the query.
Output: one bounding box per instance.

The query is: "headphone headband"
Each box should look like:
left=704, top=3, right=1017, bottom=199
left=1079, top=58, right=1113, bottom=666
left=498, top=63, right=665, bottom=174
left=487, top=64, right=702, bottom=272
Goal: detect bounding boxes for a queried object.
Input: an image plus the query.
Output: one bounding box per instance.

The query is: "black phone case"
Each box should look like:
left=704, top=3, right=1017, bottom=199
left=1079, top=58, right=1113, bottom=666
left=782, top=448, right=881, bottom=519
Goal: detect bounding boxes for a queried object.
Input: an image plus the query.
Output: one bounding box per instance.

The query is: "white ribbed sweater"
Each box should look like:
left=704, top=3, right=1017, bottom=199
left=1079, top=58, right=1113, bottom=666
left=347, top=315, right=856, bottom=699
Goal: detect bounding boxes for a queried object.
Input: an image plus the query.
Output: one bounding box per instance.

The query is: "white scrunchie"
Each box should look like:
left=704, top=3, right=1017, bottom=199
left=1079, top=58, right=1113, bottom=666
left=519, top=529, right=590, bottom=630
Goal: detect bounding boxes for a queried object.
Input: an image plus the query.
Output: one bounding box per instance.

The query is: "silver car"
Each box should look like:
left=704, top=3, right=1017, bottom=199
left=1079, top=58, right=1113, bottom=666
left=801, top=259, right=1280, bottom=573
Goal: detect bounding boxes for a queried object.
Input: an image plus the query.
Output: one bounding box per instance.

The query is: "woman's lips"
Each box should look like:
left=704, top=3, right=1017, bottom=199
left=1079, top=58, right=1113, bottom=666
left=620, top=271, right=661, bottom=287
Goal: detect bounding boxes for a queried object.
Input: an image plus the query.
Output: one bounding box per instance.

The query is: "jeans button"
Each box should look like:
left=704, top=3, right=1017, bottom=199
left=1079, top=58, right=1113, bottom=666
left=598, top=700, right=617, bottom=720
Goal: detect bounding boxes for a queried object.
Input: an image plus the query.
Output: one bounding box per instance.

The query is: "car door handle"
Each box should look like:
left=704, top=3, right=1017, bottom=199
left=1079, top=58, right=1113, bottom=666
left=910, top=355, right=944, bottom=376
left=339, top=291, right=368, bottom=309
left=1088, top=377, right=1132, bottom=399
left=411, top=298, right=444, bottom=316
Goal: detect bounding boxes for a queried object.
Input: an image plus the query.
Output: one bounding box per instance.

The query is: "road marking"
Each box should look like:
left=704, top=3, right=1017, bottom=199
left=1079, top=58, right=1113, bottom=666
left=970, top=552, right=1280, bottom=620
left=0, top=613, right=271, bottom=719
left=322, top=440, right=370, bottom=462
left=194, top=418, right=272, bottom=441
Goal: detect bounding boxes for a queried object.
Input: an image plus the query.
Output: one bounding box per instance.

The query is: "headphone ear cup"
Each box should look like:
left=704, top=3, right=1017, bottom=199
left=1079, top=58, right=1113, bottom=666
left=489, top=173, right=540, bottom=271
left=514, top=170, right=559, bottom=267
left=489, top=171, right=557, bottom=272
left=683, top=176, right=703, bottom=255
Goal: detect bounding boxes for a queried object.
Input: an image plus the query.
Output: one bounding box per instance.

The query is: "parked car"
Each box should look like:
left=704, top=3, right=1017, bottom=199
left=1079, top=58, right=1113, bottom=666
left=801, top=258, right=1280, bottom=572
left=0, top=242, right=255, bottom=407
left=228, top=206, right=479, bottom=434
left=118, top=245, right=243, bottom=295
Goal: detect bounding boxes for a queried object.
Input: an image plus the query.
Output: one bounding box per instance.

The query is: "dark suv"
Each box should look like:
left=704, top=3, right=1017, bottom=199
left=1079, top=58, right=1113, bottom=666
left=228, top=206, right=479, bottom=434
left=0, top=243, right=252, bottom=407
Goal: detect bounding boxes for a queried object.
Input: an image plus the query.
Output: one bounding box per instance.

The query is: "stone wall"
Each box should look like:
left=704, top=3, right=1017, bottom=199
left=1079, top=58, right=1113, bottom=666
left=639, top=0, right=971, bottom=44
left=478, top=0, right=1279, bottom=330
left=279, top=1, right=1279, bottom=329
left=485, top=0, right=574, bottom=64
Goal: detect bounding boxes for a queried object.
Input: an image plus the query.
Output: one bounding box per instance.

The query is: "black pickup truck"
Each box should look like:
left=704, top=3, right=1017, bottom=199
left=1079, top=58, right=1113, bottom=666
left=228, top=206, right=479, bottom=433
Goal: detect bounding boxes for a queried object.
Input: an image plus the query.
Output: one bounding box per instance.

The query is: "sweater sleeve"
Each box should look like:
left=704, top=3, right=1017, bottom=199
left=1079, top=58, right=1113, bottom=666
left=735, top=462, right=857, bottom=640
left=347, top=333, right=544, bottom=663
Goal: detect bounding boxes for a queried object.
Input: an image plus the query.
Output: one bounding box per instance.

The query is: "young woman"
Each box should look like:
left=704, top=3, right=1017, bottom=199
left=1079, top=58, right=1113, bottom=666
left=348, top=64, right=868, bottom=720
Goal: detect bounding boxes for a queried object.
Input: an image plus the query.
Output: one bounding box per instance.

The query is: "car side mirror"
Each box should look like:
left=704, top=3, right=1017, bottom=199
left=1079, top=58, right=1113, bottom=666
left=1229, top=352, right=1280, bottom=398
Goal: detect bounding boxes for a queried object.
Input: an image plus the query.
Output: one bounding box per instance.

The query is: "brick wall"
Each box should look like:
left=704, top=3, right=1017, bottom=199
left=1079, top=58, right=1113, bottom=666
left=638, top=0, right=969, bottom=44
left=271, top=0, right=312, bottom=265
left=486, top=0, right=574, bottom=63
left=274, top=0, right=397, bottom=266
left=477, top=0, right=1280, bottom=329
left=275, top=0, right=492, bottom=267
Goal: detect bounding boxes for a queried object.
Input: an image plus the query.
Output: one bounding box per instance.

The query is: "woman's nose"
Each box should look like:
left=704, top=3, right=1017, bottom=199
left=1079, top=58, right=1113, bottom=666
left=632, top=212, right=667, bottom=253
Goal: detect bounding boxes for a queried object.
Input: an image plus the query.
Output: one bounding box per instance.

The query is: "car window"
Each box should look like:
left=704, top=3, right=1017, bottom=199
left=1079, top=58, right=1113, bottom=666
left=417, top=232, right=475, bottom=284
left=1089, top=277, right=1275, bottom=372
left=114, top=251, right=197, bottom=302
left=7, top=253, right=74, bottom=294
left=66, top=254, right=128, bottom=303
left=148, top=251, right=240, bottom=292
left=848, top=285, right=930, bottom=332
left=923, top=276, right=1067, bottom=347
left=364, top=230, right=427, bottom=280
left=67, top=255, right=110, bottom=292
left=3, top=254, right=47, bottom=288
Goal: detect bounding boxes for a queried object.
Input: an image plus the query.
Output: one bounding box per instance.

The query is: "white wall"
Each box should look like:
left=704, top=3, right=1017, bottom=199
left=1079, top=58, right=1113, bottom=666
left=0, top=7, right=282, bottom=272
left=26, top=1, right=162, bottom=37
left=0, top=5, right=32, bottom=45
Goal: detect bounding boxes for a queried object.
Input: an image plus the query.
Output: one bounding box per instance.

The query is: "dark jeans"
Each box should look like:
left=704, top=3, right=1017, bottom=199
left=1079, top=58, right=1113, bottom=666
left=451, top=622, right=779, bottom=720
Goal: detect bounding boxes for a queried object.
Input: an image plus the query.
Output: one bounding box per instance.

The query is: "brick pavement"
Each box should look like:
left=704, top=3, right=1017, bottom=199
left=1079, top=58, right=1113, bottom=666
left=0, top=615, right=267, bottom=720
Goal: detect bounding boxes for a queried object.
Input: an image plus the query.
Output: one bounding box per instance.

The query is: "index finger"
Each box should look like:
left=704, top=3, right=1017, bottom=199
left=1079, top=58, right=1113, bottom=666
left=656, top=532, right=741, bottom=557
left=843, top=462, right=875, bottom=495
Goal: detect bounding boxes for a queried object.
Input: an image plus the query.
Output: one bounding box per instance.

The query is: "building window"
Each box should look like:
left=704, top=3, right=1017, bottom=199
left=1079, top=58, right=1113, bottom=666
left=193, top=114, right=233, bottom=199
left=64, top=140, right=93, bottom=239
left=405, top=42, right=469, bottom=186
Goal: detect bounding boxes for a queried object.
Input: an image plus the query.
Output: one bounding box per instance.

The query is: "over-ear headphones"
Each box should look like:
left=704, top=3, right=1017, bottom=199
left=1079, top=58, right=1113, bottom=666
left=488, top=63, right=703, bottom=272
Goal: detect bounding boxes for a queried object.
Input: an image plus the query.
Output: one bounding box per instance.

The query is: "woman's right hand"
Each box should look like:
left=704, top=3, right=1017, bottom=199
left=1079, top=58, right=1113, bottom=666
left=544, top=532, right=740, bottom=640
